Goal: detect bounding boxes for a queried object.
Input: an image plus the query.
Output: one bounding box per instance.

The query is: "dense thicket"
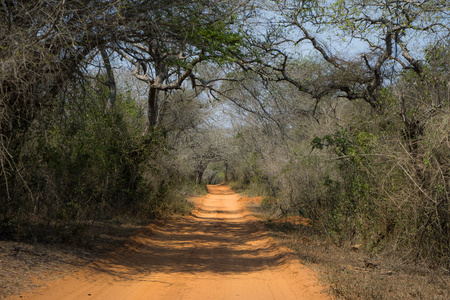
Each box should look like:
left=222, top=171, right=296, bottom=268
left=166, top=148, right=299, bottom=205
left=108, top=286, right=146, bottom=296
left=224, top=45, right=449, bottom=268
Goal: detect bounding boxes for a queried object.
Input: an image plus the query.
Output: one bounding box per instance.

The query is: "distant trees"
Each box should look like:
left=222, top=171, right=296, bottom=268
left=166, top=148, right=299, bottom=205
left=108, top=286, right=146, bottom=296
left=159, top=88, right=230, bottom=185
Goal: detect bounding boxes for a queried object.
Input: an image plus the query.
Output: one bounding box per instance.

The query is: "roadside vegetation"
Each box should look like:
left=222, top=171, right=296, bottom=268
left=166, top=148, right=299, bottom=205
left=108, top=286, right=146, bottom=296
left=226, top=51, right=450, bottom=270
left=262, top=214, right=449, bottom=299
left=1, top=1, right=448, bottom=299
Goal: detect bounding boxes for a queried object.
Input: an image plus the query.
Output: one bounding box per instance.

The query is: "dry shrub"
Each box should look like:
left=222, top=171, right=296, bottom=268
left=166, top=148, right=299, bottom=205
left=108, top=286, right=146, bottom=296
left=263, top=211, right=450, bottom=300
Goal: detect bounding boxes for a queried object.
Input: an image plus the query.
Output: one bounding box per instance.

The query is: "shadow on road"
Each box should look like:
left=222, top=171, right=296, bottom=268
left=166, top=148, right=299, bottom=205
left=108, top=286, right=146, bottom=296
left=85, top=185, right=291, bottom=281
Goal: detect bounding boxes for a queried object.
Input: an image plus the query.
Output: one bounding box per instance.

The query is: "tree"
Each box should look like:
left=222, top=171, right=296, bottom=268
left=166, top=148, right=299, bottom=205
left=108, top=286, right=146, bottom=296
left=111, top=0, right=248, bottom=131
left=241, top=0, right=449, bottom=109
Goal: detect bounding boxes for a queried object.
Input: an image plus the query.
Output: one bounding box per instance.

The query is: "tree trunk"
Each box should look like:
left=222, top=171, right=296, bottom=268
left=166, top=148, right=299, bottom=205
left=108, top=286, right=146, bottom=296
left=195, top=162, right=207, bottom=185
left=100, top=47, right=116, bottom=113
left=147, top=86, right=159, bottom=130
left=224, top=163, right=228, bottom=183
left=196, top=169, right=204, bottom=185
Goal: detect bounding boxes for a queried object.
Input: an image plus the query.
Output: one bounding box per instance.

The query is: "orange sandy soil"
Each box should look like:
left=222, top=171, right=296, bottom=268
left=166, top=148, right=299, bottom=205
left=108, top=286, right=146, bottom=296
left=6, top=185, right=330, bottom=300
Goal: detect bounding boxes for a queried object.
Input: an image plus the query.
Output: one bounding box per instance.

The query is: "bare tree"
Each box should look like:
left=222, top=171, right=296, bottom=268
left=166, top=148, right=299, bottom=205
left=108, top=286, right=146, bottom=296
left=239, top=0, right=449, bottom=108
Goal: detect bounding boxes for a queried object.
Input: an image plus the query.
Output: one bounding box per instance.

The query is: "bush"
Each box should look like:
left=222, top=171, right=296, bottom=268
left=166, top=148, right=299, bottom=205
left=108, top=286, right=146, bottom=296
left=0, top=81, right=193, bottom=242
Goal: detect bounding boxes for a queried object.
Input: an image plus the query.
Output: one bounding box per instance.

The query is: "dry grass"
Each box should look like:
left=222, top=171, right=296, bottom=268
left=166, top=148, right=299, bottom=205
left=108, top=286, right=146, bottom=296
left=0, top=221, right=144, bottom=299
left=256, top=209, right=450, bottom=299
left=0, top=240, right=90, bottom=299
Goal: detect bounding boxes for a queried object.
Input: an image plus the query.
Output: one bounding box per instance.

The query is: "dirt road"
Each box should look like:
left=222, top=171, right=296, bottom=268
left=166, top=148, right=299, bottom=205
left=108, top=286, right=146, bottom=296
left=11, top=185, right=329, bottom=300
